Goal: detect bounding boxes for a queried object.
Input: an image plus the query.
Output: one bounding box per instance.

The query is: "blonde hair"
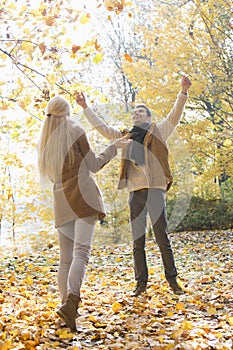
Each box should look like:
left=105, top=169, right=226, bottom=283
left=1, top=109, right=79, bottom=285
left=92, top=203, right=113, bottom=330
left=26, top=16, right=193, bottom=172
left=38, top=96, right=75, bottom=182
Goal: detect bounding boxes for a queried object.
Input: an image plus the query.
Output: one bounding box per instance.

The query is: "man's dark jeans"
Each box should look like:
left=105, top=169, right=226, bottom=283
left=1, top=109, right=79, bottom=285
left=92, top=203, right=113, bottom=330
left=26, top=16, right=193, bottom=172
left=129, top=188, right=177, bottom=283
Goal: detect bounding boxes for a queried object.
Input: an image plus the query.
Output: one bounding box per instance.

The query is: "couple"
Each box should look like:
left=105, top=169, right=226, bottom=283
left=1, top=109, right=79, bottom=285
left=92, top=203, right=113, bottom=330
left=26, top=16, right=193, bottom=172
left=37, top=75, right=192, bottom=332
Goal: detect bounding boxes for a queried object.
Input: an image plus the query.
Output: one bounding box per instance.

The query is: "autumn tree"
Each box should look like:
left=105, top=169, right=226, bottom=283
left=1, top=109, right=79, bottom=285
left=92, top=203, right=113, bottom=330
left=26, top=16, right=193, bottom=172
left=0, top=0, right=110, bottom=234
left=121, top=0, right=233, bottom=199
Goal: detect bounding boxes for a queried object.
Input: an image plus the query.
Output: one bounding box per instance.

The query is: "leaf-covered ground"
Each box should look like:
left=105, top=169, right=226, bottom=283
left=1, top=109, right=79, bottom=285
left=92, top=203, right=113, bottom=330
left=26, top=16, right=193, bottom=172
left=0, top=230, right=232, bottom=349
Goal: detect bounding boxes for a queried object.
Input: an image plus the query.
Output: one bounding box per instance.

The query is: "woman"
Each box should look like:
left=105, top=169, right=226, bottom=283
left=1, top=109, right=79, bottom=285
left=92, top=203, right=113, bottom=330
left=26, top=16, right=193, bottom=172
left=37, top=95, right=130, bottom=332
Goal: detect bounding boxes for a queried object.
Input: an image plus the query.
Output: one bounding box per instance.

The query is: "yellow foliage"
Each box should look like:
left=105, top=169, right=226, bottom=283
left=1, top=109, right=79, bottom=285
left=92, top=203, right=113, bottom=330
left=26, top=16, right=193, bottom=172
left=79, top=13, right=91, bottom=24
left=46, top=74, right=57, bottom=85
left=45, top=16, right=56, bottom=26
left=8, top=2, right=17, bottom=10
left=223, top=139, right=232, bottom=147
left=0, top=340, right=10, bottom=350
left=93, top=53, right=103, bottom=64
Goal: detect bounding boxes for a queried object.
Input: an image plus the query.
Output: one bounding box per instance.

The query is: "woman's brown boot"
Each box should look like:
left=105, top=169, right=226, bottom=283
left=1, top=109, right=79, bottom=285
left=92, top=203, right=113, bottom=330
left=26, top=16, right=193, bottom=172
left=57, top=293, right=81, bottom=332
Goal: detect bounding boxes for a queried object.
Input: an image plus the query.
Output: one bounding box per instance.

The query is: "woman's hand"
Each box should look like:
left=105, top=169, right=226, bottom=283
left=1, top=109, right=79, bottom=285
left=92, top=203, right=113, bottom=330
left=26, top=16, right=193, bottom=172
left=114, top=136, right=132, bottom=149
left=75, top=91, right=87, bottom=109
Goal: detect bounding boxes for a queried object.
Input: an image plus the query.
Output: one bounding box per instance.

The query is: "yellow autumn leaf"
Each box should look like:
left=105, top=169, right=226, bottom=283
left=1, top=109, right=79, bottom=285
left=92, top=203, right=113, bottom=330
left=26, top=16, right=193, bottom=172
left=156, top=301, right=163, bottom=308
left=0, top=82, right=5, bottom=86
left=21, top=42, right=33, bottom=52
left=46, top=74, right=57, bottom=85
left=79, top=13, right=91, bottom=24
left=207, top=307, right=217, bottom=315
left=167, top=311, right=174, bottom=316
left=175, top=302, right=185, bottom=311
left=19, top=5, right=28, bottom=15
left=111, top=301, right=122, bottom=313
left=56, top=329, right=74, bottom=339
left=104, top=0, right=124, bottom=13
left=182, top=320, right=193, bottom=330
left=45, top=17, right=55, bottom=26
left=124, top=53, right=133, bottom=62
left=148, top=267, right=156, bottom=274
left=8, top=2, right=17, bottom=10
left=223, top=139, right=232, bottom=147
left=24, top=276, right=33, bottom=285
left=23, top=28, right=31, bottom=35
left=89, top=315, right=97, bottom=323
left=47, top=301, right=57, bottom=309
left=72, top=45, right=82, bottom=54
left=94, top=322, right=108, bottom=328
left=39, top=43, right=46, bottom=55
left=115, top=257, right=122, bottom=262
left=228, top=317, right=233, bottom=326
left=65, top=38, right=72, bottom=46
left=0, top=340, right=9, bottom=350
left=158, top=335, right=164, bottom=343
left=93, top=53, right=103, bottom=64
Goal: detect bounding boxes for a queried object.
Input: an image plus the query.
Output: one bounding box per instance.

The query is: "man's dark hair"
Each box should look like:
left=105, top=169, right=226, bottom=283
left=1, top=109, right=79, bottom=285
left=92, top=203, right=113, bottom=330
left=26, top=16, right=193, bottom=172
left=135, top=104, right=152, bottom=118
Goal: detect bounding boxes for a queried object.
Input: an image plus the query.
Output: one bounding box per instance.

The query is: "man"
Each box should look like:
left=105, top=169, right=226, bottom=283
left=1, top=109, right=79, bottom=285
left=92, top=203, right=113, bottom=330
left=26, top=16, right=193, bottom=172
left=76, top=76, right=192, bottom=296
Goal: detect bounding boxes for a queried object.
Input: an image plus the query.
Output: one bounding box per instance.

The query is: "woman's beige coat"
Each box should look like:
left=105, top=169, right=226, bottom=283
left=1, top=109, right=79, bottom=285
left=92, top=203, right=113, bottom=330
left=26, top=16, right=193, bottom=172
left=53, top=122, right=117, bottom=228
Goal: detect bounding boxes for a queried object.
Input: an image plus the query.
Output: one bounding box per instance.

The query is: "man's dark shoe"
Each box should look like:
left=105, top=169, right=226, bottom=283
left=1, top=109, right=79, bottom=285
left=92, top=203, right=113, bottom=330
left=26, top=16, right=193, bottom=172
left=169, top=280, right=184, bottom=295
left=131, top=281, right=147, bottom=297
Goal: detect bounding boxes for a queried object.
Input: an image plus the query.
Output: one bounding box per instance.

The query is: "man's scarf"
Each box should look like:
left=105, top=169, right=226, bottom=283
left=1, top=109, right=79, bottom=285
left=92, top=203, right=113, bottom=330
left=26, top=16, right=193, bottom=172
left=129, top=122, right=151, bottom=165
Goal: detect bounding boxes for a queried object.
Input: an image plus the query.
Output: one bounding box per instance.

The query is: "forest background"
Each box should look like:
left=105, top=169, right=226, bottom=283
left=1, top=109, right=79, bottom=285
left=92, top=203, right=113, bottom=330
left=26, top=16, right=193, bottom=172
left=0, top=0, right=233, bottom=244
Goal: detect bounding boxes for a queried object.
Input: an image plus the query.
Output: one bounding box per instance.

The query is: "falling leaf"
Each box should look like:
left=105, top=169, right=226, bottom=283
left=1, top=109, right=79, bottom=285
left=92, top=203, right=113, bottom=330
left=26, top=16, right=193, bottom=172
left=45, top=17, right=56, bottom=26
left=94, top=39, right=102, bottom=52
left=124, top=53, right=133, bottom=62
left=79, top=13, right=91, bottom=24
left=72, top=45, right=82, bottom=54
left=39, top=43, right=46, bottom=55
left=93, top=53, right=103, bottom=64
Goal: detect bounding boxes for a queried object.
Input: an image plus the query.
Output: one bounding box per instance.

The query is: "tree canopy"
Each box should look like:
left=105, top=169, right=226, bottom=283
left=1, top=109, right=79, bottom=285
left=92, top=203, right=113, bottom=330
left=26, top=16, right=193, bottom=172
left=0, top=0, right=233, bottom=235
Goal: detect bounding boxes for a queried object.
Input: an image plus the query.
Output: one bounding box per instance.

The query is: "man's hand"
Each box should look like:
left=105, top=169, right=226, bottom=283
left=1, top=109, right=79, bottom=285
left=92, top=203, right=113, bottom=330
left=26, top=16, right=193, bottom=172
left=75, top=91, right=87, bottom=109
left=181, top=76, right=192, bottom=94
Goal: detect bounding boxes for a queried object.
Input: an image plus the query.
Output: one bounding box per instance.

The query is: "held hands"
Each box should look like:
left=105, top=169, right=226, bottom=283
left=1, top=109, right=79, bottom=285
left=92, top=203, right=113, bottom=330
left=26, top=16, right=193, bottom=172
left=181, top=75, right=192, bottom=94
left=75, top=91, right=87, bottom=109
left=114, top=136, right=132, bottom=149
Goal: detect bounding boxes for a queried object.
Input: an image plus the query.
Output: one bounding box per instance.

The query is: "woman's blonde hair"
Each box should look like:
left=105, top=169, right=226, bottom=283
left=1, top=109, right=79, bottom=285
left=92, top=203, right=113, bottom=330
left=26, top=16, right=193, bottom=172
left=38, top=96, right=75, bottom=182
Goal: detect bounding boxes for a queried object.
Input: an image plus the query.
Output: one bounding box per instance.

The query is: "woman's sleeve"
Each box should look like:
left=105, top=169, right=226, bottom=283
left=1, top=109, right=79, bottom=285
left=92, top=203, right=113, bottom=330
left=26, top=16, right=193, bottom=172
left=78, top=132, right=117, bottom=173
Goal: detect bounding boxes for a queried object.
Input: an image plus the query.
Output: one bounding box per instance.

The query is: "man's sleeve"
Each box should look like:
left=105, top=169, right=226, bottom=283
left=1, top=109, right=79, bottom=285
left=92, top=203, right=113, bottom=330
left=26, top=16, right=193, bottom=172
left=84, top=107, right=122, bottom=140
left=158, top=92, right=188, bottom=140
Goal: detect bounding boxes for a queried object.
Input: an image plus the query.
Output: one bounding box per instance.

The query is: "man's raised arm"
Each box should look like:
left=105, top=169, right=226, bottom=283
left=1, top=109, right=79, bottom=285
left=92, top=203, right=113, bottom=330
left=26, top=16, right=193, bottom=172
left=158, top=76, right=192, bottom=140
